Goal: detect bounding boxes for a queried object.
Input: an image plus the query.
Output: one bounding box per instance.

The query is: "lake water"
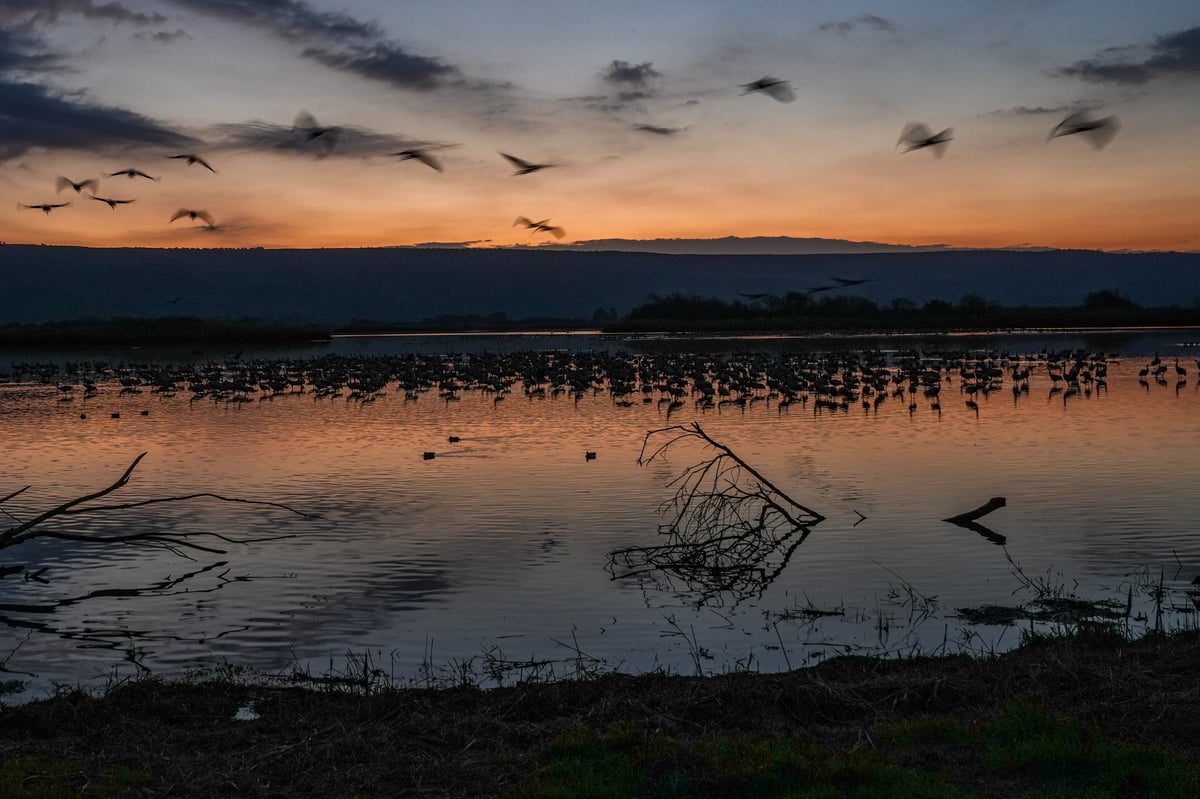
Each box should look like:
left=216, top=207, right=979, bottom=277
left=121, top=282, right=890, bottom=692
left=2, top=329, right=1199, bottom=697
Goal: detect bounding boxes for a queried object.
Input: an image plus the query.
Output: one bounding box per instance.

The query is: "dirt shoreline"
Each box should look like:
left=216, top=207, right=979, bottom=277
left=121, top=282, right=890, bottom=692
left=2, top=630, right=1198, bottom=797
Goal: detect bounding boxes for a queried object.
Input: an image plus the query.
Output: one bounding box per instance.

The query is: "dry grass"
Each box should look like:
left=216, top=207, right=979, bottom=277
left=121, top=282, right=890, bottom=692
left=2, top=629, right=1199, bottom=797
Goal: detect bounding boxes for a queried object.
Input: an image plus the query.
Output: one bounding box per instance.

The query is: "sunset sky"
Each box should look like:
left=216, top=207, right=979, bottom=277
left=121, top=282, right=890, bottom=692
left=1, top=1, right=1197, bottom=251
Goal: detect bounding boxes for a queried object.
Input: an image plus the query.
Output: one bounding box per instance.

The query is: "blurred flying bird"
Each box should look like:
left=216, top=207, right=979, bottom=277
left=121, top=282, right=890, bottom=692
left=737, top=292, right=772, bottom=301
left=293, top=110, right=339, bottom=156
left=56, top=176, right=98, bottom=194
left=514, top=216, right=565, bottom=238
left=830, top=276, right=870, bottom=287
left=897, top=123, right=953, bottom=156
left=393, top=148, right=443, bottom=172
left=167, top=153, right=216, bottom=172
left=740, top=76, right=796, bottom=102
left=170, top=208, right=216, bottom=228
left=1048, top=110, right=1119, bottom=149
left=501, top=152, right=555, bottom=175
left=109, top=168, right=158, bottom=180
left=90, top=195, right=135, bottom=209
left=19, top=201, right=70, bottom=214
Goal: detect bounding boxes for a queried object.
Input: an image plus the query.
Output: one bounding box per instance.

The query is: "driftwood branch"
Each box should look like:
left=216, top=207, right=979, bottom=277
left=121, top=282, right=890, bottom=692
left=943, top=497, right=1007, bottom=545
left=611, top=422, right=824, bottom=606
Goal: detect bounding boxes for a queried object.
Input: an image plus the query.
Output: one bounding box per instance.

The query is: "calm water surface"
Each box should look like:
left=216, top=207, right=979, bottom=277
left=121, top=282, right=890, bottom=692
left=2, top=330, right=1199, bottom=696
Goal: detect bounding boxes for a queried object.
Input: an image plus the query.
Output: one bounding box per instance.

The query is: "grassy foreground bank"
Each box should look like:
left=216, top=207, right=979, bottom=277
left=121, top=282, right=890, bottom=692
left=2, top=630, right=1199, bottom=798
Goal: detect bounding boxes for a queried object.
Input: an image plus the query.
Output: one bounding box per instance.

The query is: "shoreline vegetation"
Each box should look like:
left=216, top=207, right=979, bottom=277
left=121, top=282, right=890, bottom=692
left=2, top=629, right=1200, bottom=797
left=3, top=290, right=1200, bottom=348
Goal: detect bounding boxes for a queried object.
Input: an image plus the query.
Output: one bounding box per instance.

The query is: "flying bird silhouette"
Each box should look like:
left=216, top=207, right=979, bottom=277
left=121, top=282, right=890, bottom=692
left=514, top=216, right=565, bottom=239
left=740, top=76, right=796, bottom=102
left=501, top=152, right=555, bottom=175
left=393, top=149, right=443, bottom=172
left=830, top=276, right=870, bottom=287
left=897, top=123, right=953, bottom=156
left=109, top=168, right=158, bottom=180
left=170, top=208, right=216, bottom=228
left=293, top=111, right=339, bottom=156
left=1049, top=110, right=1119, bottom=149
left=19, top=202, right=70, bottom=214
left=737, top=292, right=773, bottom=301
left=90, top=195, right=135, bottom=209
left=167, top=153, right=217, bottom=172
left=56, top=176, right=98, bottom=194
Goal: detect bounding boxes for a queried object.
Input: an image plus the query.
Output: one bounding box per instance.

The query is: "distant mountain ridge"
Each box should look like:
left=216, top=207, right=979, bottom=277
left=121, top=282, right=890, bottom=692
left=1, top=244, right=1197, bottom=326
left=518, top=236, right=952, bottom=255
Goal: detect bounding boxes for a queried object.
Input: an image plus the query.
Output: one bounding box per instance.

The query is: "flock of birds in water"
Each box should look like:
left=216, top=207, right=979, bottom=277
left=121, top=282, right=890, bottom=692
left=16, top=80, right=1120, bottom=240
left=3, top=347, right=1191, bottom=443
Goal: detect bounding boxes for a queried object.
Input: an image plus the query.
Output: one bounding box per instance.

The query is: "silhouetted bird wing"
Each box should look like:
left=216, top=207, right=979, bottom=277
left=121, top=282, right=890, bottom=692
left=170, top=208, right=215, bottom=226
left=395, top=149, right=443, bottom=172
left=90, top=196, right=135, bottom=208
left=502, top=152, right=533, bottom=170
left=168, top=153, right=217, bottom=172
left=1049, top=111, right=1119, bottom=149
left=898, top=122, right=952, bottom=156
left=109, top=169, right=158, bottom=180
left=830, top=276, right=869, bottom=286
left=20, top=202, right=70, bottom=212
left=513, top=216, right=535, bottom=228
left=737, top=293, right=771, bottom=300
left=740, top=76, right=795, bottom=102
left=544, top=225, right=566, bottom=239
left=500, top=152, right=553, bottom=174
left=56, top=176, right=97, bottom=194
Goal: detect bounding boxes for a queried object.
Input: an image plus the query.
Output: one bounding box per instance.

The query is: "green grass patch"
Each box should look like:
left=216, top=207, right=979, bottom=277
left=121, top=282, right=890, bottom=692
left=978, top=701, right=1200, bottom=797
left=0, top=754, right=149, bottom=799
left=511, top=701, right=1200, bottom=799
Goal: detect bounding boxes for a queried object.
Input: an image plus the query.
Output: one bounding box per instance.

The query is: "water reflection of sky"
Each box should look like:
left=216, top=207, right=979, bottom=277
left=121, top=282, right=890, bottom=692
left=2, top=332, right=1199, bottom=695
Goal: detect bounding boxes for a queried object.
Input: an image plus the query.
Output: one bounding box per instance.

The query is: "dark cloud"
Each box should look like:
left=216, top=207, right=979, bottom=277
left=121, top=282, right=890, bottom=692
left=1055, top=26, right=1200, bottom=84
left=601, top=59, right=660, bottom=87
left=0, top=27, right=60, bottom=72
left=818, top=14, right=896, bottom=35
left=302, top=44, right=458, bottom=91
left=986, top=104, right=1074, bottom=117
left=0, top=0, right=166, bottom=27
left=135, top=28, right=192, bottom=43
left=633, top=123, right=682, bottom=136
left=165, top=0, right=378, bottom=43
left=0, top=80, right=196, bottom=160
left=167, top=0, right=463, bottom=91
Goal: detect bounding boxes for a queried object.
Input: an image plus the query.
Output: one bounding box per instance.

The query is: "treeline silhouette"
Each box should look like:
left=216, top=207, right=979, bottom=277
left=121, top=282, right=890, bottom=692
left=609, top=289, right=1200, bottom=333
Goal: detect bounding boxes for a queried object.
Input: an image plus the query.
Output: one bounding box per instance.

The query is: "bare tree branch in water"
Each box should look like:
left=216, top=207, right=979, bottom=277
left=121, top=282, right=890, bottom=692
left=1, top=452, right=319, bottom=567
left=0, top=453, right=316, bottom=653
left=607, top=423, right=824, bottom=606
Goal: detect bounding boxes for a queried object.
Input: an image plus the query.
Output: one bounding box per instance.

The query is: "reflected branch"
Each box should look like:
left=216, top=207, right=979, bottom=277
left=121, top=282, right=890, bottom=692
left=610, top=422, right=824, bottom=606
